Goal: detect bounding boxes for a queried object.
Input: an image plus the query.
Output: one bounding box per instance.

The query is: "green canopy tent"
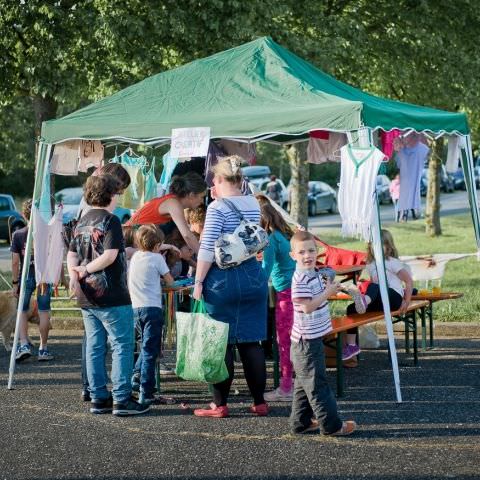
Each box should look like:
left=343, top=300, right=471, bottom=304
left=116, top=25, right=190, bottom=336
left=9, top=37, right=478, bottom=403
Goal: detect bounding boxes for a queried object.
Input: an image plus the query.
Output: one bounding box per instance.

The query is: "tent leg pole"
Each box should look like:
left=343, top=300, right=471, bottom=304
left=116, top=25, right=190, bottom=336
left=7, top=142, right=50, bottom=390
left=372, top=193, right=403, bottom=403
left=461, top=135, right=480, bottom=250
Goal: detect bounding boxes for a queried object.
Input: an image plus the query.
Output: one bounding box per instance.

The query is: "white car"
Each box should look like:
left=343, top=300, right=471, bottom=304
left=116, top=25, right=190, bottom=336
left=249, top=177, right=289, bottom=209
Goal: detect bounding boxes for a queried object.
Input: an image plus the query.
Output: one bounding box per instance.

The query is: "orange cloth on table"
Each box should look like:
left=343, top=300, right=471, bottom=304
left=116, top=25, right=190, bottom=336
left=126, top=194, right=177, bottom=226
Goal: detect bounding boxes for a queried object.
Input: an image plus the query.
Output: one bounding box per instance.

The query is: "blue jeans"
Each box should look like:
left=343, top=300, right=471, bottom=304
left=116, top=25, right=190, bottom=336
left=82, top=304, right=134, bottom=403
left=133, top=307, right=163, bottom=398
left=22, top=275, right=52, bottom=312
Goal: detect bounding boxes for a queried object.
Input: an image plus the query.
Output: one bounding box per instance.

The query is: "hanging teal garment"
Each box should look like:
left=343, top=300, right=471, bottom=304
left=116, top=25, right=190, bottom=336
left=378, top=162, right=388, bottom=175
left=143, top=159, right=157, bottom=203
left=159, top=151, right=178, bottom=195
left=39, top=156, right=52, bottom=222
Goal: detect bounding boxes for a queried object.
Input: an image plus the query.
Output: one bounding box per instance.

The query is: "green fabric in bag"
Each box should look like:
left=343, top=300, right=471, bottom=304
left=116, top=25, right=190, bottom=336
left=175, top=300, right=229, bottom=383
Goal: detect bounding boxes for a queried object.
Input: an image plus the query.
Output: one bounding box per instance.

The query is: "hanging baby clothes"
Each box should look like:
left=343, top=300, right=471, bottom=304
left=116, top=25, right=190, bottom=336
left=218, top=139, right=257, bottom=165
left=307, top=130, right=348, bottom=164
left=113, top=153, right=146, bottom=209
left=338, top=144, right=385, bottom=240
left=143, top=160, right=157, bottom=203
left=158, top=151, right=179, bottom=196
left=396, top=141, right=429, bottom=212
left=50, top=140, right=80, bottom=175
left=445, top=135, right=465, bottom=173
left=78, top=140, right=104, bottom=172
left=380, top=129, right=401, bottom=159
left=33, top=205, right=65, bottom=285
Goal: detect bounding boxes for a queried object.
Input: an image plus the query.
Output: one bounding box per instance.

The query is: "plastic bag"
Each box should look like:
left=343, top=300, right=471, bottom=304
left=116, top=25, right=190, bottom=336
left=358, top=324, right=380, bottom=349
left=175, top=300, right=229, bottom=383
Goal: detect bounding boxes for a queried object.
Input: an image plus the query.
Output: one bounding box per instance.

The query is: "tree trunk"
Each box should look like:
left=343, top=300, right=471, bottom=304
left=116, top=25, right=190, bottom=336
left=32, top=95, right=58, bottom=210
left=425, top=138, right=442, bottom=236
left=285, top=142, right=309, bottom=228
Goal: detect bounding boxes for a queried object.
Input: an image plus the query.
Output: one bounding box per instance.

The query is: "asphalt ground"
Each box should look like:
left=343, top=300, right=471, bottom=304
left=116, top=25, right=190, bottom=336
left=1, top=331, right=479, bottom=480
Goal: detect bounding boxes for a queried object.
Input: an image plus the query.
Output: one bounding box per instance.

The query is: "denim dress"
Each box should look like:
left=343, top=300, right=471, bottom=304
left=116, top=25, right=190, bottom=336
left=203, top=257, right=268, bottom=344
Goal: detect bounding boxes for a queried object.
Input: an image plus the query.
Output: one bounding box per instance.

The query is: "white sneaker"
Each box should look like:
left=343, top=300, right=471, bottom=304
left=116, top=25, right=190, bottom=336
left=264, top=387, right=293, bottom=402
left=345, top=285, right=367, bottom=314
left=159, top=363, right=174, bottom=375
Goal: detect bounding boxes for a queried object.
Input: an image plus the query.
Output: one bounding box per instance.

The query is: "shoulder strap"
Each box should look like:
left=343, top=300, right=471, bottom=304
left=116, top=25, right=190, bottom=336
left=219, top=198, right=245, bottom=221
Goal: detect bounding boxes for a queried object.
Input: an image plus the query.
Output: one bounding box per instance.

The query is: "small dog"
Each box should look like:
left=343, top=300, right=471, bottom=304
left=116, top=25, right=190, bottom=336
left=0, top=291, right=41, bottom=352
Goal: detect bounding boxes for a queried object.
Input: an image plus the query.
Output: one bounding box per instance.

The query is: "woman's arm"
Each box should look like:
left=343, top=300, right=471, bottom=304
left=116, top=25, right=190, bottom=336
left=397, top=268, right=413, bottom=314
left=162, top=198, right=200, bottom=253
left=67, top=251, right=80, bottom=298
left=192, top=259, right=213, bottom=300
left=11, top=252, right=20, bottom=297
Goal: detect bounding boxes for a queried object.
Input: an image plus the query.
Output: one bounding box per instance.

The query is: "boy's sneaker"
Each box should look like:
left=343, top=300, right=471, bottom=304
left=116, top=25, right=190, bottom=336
left=294, top=419, right=320, bottom=435
left=264, top=387, right=293, bottom=403
left=90, top=396, right=113, bottom=414
left=342, top=344, right=361, bottom=361
left=159, top=363, right=174, bottom=375
left=328, top=420, right=357, bottom=437
left=15, top=343, right=32, bottom=362
left=112, top=398, right=150, bottom=416
left=38, top=348, right=54, bottom=361
left=345, top=285, right=367, bottom=314
left=131, top=372, right=141, bottom=392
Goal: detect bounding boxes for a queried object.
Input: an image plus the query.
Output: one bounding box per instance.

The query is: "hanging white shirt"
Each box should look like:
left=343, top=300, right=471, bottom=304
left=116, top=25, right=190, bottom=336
left=33, top=205, right=65, bottom=285
left=338, top=145, right=385, bottom=241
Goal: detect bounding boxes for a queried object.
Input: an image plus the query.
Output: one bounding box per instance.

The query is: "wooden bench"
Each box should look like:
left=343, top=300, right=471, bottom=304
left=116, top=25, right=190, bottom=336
left=330, top=291, right=464, bottom=350
left=327, top=299, right=429, bottom=397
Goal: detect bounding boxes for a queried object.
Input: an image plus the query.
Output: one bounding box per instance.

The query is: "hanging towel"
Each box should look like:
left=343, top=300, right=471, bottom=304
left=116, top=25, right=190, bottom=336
left=51, top=140, right=80, bottom=175
left=396, top=142, right=429, bottom=211
left=307, top=130, right=347, bottom=164
left=445, top=135, right=461, bottom=173
left=158, top=151, right=179, bottom=196
left=143, top=159, right=157, bottom=203
left=380, top=129, right=401, bottom=159
left=39, top=151, right=53, bottom=223
left=78, top=140, right=104, bottom=172
left=400, top=253, right=476, bottom=281
left=218, top=139, right=257, bottom=165
left=33, top=205, right=65, bottom=285
left=338, top=145, right=385, bottom=240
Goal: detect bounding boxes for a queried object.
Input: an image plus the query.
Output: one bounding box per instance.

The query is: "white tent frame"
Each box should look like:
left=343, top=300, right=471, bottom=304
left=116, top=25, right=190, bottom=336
left=7, top=128, right=480, bottom=405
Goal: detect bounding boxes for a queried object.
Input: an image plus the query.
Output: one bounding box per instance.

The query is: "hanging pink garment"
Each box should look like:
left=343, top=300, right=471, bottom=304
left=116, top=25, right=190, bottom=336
left=380, top=129, right=401, bottom=159
left=78, top=140, right=104, bottom=172
left=33, top=206, right=65, bottom=285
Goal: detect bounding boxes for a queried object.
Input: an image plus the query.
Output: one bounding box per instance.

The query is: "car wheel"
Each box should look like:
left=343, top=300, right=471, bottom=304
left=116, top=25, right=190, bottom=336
left=328, top=200, right=337, bottom=214
left=309, top=202, right=317, bottom=217
left=121, top=215, right=130, bottom=224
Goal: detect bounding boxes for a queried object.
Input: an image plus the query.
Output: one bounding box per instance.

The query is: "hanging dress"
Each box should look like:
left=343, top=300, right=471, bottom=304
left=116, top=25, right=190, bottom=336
left=143, top=160, right=157, bottom=203
left=396, top=142, right=429, bottom=212
left=338, top=145, right=385, bottom=241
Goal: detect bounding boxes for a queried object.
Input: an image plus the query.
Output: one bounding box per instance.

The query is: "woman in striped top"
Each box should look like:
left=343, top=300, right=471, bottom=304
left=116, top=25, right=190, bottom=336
left=192, top=156, right=269, bottom=418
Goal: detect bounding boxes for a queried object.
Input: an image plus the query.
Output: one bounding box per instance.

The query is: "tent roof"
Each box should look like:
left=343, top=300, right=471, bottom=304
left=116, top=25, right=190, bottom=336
left=42, top=37, right=469, bottom=145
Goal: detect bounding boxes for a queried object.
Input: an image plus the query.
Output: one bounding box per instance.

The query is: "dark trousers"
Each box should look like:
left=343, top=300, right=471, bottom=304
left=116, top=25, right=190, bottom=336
left=290, top=337, right=342, bottom=434
left=213, top=342, right=266, bottom=407
left=347, top=283, right=403, bottom=315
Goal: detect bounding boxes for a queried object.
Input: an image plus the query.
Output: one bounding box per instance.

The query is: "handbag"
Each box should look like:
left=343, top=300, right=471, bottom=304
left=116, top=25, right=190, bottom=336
left=175, top=300, right=229, bottom=383
left=214, top=198, right=269, bottom=269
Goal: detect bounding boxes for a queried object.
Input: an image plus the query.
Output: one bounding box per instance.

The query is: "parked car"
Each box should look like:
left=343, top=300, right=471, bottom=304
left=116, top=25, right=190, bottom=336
left=420, top=166, right=455, bottom=196
left=241, top=165, right=271, bottom=180
left=452, top=168, right=466, bottom=190
left=307, top=181, right=337, bottom=216
left=376, top=175, right=392, bottom=204
left=250, top=177, right=289, bottom=209
left=0, top=194, right=26, bottom=242
left=55, top=187, right=132, bottom=224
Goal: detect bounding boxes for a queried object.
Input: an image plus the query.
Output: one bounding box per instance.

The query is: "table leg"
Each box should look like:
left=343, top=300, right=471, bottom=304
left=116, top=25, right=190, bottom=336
left=336, top=332, right=344, bottom=397
left=421, top=305, right=427, bottom=351
left=413, top=310, right=418, bottom=366
left=404, top=314, right=410, bottom=354
left=429, top=302, right=434, bottom=348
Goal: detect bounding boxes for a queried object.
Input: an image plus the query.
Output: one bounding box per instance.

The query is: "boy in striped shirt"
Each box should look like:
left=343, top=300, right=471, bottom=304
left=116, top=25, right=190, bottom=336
left=289, top=230, right=356, bottom=436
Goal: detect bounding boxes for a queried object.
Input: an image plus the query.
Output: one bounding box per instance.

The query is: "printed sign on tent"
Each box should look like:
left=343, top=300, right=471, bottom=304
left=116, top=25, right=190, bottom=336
left=171, top=127, right=210, bottom=158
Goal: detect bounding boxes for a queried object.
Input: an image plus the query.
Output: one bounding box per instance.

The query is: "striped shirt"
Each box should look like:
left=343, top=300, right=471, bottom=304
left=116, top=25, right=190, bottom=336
left=291, top=269, right=332, bottom=342
left=198, top=195, right=261, bottom=263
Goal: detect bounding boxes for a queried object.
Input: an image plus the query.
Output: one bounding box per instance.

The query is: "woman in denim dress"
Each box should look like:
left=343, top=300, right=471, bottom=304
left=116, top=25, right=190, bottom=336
left=192, top=156, right=269, bottom=418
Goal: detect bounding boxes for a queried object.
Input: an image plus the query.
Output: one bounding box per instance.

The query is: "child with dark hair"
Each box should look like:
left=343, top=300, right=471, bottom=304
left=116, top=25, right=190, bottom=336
left=128, top=224, right=174, bottom=405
